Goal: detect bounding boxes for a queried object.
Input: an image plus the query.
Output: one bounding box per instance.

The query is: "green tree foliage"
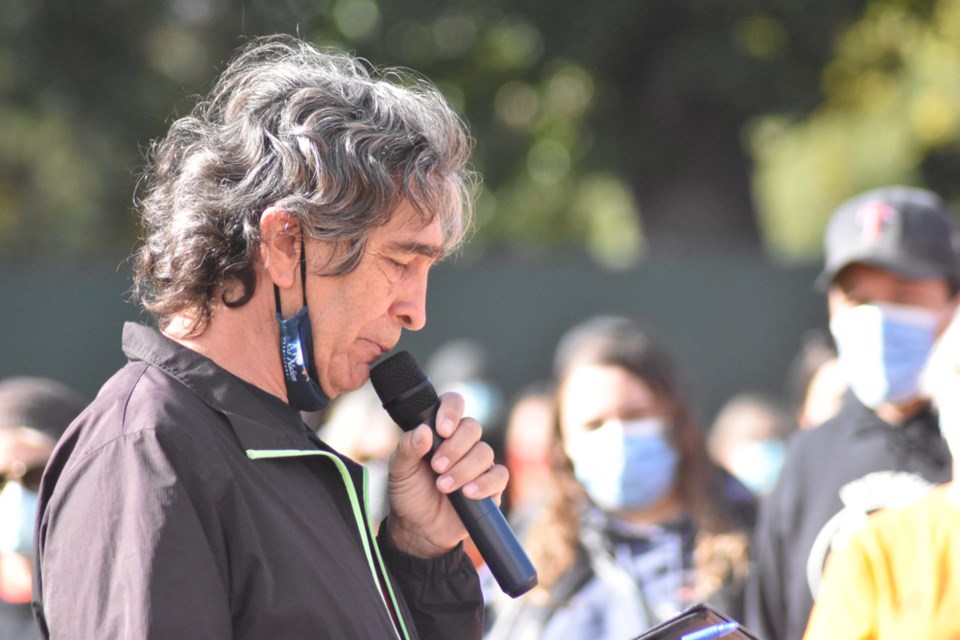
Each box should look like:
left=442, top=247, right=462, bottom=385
left=751, top=0, right=960, bottom=259
left=514, top=0, right=868, bottom=257
left=348, top=1, right=644, bottom=266
left=5, top=0, right=947, bottom=268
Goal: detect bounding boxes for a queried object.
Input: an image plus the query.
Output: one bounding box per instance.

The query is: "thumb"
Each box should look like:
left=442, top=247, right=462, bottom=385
left=390, top=424, right=433, bottom=478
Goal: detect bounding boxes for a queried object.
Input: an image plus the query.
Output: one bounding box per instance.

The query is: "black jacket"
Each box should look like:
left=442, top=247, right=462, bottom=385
left=34, top=323, right=483, bottom=639
left=745, top=391, right=952, bottom=640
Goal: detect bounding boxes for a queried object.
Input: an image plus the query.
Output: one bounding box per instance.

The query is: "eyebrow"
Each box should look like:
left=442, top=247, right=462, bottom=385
left=384, top=240, right=446, bottom=261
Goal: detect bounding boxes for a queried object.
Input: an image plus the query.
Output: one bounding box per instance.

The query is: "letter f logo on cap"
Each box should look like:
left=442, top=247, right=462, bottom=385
left=856, top=201, right=896, bottom=244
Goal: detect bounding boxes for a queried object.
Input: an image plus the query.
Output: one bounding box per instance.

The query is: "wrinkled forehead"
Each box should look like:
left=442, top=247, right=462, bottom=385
left=373, top=223, right=446, bottom=265
left=402, top=178, right=467, bottom=256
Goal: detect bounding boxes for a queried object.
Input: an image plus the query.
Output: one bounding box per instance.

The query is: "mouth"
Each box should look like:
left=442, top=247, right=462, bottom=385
left=365, top=338, right=394, bottom=363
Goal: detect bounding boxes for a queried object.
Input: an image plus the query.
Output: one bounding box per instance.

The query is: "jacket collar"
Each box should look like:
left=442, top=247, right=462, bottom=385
left=121, top=322, right=315, bottom=452
left=841, top=390, right=951, bottom=467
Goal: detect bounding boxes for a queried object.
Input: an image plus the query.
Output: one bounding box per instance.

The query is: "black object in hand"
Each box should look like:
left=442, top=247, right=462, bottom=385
left=370, top=350, right=538, bottom=598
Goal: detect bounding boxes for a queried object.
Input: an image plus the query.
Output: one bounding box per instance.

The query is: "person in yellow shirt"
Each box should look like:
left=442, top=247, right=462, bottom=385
left=804, top=319, right=960, bottom=640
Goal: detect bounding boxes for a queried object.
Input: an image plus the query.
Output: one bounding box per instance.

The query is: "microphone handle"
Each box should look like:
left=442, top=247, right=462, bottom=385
left=403, top=403, right=538, bottom=598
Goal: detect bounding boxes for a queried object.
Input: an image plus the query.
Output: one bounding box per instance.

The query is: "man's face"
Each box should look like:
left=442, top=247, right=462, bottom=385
left=828, top=263, right=954, bottom=322
left=306, top=201, right=445, bottom=398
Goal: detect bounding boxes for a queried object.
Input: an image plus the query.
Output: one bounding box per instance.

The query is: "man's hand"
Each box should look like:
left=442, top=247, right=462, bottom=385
left=385, top=392, right=508, bottom=558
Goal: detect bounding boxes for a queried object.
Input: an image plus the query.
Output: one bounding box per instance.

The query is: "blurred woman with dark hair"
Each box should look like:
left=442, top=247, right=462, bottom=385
left=486, top=315, right=755, bottom=640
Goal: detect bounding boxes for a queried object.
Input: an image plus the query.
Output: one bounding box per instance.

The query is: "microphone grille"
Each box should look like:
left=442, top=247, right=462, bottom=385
left=370, top=351, right=440, bottom=430
left=370, top=350, right=427, bottom=404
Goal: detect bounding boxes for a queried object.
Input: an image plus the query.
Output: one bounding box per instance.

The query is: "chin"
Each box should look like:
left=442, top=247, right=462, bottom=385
left=343, top=367, right=372, bottom=393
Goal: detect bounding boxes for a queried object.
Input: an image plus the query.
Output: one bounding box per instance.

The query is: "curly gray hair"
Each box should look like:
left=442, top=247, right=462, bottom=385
left=134, top=35, right=477, bottom=335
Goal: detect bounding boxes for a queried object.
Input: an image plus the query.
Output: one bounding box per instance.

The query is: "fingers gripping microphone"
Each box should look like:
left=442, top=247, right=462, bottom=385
left=370, top=350, right=538, bottom=598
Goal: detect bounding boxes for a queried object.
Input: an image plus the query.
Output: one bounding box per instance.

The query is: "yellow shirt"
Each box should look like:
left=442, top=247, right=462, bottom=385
left=803, top=485, right=960, bottom=640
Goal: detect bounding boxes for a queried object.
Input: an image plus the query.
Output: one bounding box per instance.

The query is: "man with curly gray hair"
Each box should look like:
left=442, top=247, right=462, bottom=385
left=33, top=35, right=502, bottom=640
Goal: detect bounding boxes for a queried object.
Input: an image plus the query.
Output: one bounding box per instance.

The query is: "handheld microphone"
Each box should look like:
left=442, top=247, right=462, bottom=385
left=370, top=350, right=538, bottom=598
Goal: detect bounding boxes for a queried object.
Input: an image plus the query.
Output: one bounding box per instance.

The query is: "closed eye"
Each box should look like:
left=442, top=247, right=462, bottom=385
left=582, top=419, right=605, bottom=432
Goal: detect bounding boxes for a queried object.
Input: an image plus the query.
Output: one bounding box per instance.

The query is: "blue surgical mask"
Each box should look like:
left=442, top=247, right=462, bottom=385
left=0, top=481, right=39, bottom=557
left=564, top=417, right=679, bottom=512
left=727, top=440, right=785, bottom=496
left=274, top=239, right=329, bottom=412
left=830, top=302, right=941, bottom=409
left=277, top=306, right=329, bottom=411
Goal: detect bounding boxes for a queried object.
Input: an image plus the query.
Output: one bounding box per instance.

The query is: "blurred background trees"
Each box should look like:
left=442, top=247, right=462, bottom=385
left=1, top=0, right=958, bottom=268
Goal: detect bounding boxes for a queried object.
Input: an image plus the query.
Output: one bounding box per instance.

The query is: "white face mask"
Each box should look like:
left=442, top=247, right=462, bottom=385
left=830, top=302, right=942, bottom=408
left=727, top=440, right=785, bottom=496
left=0, top=481, right=39, bottom=556
left=933, top=345, right=960, bottom=455
left=928, top=312, right=960, bottom=453
left=564, top=417, right=679, bottom=512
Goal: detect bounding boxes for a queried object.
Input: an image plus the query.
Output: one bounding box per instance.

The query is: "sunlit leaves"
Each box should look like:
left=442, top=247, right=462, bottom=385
left=484, top=18, right=544, bottom=71
left=572, top=173, right=642, bottom=268
left=0, top=104, right=108, bottom=256
left=332, top=0, right=380, bottom=41
left=750, top=0, right=960, bottom=260
left=7, top=0, right=943, bottom=266
left=733, top=14, right=789, bottom=60
left=433, top=14, right=479, bottom=59
left=147, top=28, right=210, bottom=84
left=495, top=81, right=539, bottom=129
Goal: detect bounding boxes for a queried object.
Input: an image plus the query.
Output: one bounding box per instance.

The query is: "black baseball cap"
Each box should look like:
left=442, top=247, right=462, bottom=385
left=816, top=186, right=960, bottom=291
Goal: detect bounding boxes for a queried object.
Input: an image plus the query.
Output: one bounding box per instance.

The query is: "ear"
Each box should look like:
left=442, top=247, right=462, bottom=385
left=260, top=207, right=301, bottom=289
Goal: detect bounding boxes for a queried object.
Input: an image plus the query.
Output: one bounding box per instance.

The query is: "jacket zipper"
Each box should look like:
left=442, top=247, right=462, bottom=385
left=246, top=448, right=411, bottom=640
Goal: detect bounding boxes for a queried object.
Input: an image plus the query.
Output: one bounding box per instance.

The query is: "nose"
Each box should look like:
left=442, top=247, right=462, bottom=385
left=394, top=269, right=429, bottom=331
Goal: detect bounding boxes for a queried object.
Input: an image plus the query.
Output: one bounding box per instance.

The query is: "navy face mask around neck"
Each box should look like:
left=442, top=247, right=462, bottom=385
left=274, top=242, right=329, bottom=412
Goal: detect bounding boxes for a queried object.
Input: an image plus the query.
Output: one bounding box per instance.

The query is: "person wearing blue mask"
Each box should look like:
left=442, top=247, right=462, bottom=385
left=708, top=393, right=794, bottom=498
left=0, top=377, right=84, bottom=640
left=34, top=36, right=504, bottom=640
left=803, top=315, right=960, bottom=638
left=485, top=316, right=756, bottom=640
left=746, top=186, right=960, bottom=640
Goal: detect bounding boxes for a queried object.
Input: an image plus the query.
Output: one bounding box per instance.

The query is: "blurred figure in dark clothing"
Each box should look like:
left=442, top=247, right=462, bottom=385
left=708, top=392, right=793, bottom=498
left=785, top=329, right=847, bottom=430
left=746, top=186, right=959, bottom=640
left=0, top=378, right=84, bottom=640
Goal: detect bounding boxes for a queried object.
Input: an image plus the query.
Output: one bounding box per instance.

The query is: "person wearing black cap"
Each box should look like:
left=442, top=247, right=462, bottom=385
left=745, top=186, right=960, bottom=640
left=0, top=377, right=84, bottom=640
left=803, top=322, right=960, bottom=637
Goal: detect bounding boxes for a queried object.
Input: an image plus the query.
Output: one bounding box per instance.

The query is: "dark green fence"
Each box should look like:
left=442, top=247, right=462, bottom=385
left=0, top=254, right=826, bottom=426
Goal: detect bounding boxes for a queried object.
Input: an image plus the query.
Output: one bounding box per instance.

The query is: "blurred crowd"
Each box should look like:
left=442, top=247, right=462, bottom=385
left=5, top=184, right=960, bottom=639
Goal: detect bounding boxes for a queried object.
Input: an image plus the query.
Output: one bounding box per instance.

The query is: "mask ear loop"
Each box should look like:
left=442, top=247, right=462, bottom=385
left=299, top=230, right=308, bottom=307
left=273, top=284, right=283, bottom=317
left=273, top=229, right=309, bottom=316
left=295, top=231, right=323, bottom=386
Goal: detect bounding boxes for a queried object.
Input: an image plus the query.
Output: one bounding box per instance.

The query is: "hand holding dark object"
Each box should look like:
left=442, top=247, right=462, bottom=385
left=372, top=350, right=538, bottom=597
